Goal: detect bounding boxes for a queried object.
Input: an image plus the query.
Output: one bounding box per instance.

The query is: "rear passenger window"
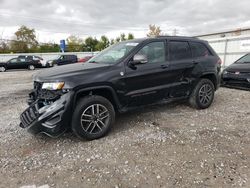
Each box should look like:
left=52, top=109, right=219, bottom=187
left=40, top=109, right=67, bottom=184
left=189, top=42, right=211, bottom=58
left=169, top=41, right=192, bottom=61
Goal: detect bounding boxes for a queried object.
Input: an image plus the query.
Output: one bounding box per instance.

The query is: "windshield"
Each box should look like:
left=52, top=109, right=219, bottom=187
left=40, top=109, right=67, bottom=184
left=88, top=41, right=139, bottom=64
left=235, top=54, right=250, bottom=64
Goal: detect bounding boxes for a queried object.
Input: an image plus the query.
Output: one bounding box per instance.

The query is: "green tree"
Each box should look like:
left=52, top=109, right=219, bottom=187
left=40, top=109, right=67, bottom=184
left=96, top=35, right=110, bottom=51
left=115, top=37, right=121, bottom=43
left=120, top=33, right=126, bottom=41
left=83, top=37, right=99, bottom=51
left=39, top=43, right=60, bottom=53
left=11, top=25, right=38, bottom=52
left=110, top=38, right=115, bottom=45
left=0, top=40, right=10, bottom=53
left=66, top=35, right=84, bottom=52
left=147, top=24, right=162, bottom=37
left=127, top=33, right=134, bottom=40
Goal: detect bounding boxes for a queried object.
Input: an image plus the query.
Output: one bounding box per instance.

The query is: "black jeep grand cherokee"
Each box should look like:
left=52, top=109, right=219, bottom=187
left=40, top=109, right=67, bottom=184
left=20, top=36, right=221, bottom=140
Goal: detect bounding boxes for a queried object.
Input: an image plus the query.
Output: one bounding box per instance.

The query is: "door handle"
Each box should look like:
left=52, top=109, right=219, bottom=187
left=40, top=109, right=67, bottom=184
left=161, top=65, right=168, bottom=69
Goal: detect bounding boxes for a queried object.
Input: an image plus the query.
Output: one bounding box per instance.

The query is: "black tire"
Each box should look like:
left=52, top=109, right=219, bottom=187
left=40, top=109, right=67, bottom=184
left=28, top=65, right=35, bottom=70
left=0, top=66, right=6, bottom=72
left=189, top=79, right=215, bottom=109
left=71, top=95, right=115, bottom=140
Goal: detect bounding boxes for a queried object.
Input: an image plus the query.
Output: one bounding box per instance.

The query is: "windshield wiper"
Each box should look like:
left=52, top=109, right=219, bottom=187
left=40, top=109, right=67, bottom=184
left=88, top=60, right=99, bottom=63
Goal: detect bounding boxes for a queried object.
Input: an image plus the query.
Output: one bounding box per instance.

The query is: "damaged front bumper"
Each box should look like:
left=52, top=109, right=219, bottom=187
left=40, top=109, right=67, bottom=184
left=20, top=91, right=74, bottom=137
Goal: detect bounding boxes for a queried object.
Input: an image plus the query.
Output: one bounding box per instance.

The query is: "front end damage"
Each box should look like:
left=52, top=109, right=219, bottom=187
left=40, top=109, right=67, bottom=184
left=20, top=81, right=74, bottom=137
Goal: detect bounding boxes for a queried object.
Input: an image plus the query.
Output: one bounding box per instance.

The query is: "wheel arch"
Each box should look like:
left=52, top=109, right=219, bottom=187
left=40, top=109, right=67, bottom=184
left=73, top=86, right=121, bottom=112
left=200, top=73, right=218, bottom=90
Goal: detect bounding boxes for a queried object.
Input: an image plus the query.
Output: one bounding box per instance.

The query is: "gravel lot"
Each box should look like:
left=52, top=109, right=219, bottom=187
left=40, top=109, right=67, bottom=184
left=0, top=69, right=250, bottom=188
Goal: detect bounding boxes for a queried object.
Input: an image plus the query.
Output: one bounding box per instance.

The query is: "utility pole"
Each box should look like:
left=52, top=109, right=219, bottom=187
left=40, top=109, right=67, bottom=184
left=172, top=28, right=178, bottom=36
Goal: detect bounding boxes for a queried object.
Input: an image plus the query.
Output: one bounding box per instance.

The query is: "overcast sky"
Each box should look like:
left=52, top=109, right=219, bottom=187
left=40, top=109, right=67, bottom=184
left=0, top=0, right=250, bottom=43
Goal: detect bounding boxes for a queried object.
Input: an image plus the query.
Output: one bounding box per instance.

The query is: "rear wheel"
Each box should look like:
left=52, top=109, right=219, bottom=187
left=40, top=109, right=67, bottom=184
left=71, top=95, right=115, bottom=140
left=28, top=65, right=35, bottom=70
left=189, top=79, right=215, bottom=109
left=0, top=66, right=6, bottom=72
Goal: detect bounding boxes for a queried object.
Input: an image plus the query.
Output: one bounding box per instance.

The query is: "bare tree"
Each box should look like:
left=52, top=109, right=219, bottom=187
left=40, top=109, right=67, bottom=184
left=147, top=24, right=162, bottom=37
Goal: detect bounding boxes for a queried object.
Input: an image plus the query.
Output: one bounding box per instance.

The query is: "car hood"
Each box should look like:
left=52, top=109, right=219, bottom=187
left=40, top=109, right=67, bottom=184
left=225, top=63, right=250, bottom=73
left=33, top=62, right=110, bottom=82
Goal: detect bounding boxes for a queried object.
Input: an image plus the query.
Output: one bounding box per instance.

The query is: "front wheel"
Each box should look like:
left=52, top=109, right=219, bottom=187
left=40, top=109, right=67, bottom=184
left=71, top=95, right=115, bottom=140
left=0, top=66, right=6, bottom=72
left=189, top=79, right=215, bottom=109
left=28, top=65, right=35, bottom=70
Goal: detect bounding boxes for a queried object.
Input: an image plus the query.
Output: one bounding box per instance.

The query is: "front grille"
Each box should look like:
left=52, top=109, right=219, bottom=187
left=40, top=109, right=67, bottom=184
left=227, top=71, right=250, bottom=75
left=20, top=103, right=40, bottom=128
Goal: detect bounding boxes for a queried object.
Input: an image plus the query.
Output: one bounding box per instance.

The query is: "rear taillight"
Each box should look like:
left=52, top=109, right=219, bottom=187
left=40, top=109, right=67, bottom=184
left=217, top=59, right=222, bottom=65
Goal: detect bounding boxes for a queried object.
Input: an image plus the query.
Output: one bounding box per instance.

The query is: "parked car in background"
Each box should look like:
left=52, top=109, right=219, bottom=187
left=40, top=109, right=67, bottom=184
left=78, top=56, right=93, bottom=63
left=221, top=53, right=250, bottom=90
left=18, top=55, right=46, bottom=67
left=47, top=55, right=78, bottom=67
left=0, top=57, right=42, bottom=72
left=20, top=36, right=221, bottom=140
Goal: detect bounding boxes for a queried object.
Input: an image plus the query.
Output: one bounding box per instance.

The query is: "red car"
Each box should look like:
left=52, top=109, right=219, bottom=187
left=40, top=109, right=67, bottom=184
left=78, top=56, right=93, bottom=63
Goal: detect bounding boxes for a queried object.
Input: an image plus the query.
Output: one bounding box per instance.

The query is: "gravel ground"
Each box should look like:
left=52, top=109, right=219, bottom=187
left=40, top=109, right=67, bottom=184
left=0, top=70, right=250, bottom=188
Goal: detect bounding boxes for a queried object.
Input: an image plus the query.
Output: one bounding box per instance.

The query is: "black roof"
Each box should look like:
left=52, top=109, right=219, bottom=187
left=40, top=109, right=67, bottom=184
left=127, top=36, right=206, bottom=43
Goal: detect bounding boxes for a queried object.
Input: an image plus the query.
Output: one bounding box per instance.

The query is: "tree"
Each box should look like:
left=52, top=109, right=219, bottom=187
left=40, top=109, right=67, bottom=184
left=110, top=38, right=115, bottom=45
left=147, top=24, right=162, bottom=37
left=96, top=35, right=110, bottom=51
left=127, top=33, right=134, bottom=40
left=39, top=43, right=60, bottom=53
left=11, top=25, right=38, bottom=52
left=115, top=37, right=121, bottom=43
left=120, top=33, right=126, bottom=41
left=0, top=40, right=10, bottom=53
left=83, top=37, right=99, bottom=51
left=66, top=35, right=84, bottom=52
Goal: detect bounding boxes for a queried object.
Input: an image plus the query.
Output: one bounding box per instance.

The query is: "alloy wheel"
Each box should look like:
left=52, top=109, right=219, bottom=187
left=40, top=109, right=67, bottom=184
left=0, top=67, right=6, bottom=72
left=198, top=84, right=213, bottom=105
left=29, top=65, right=35, bottom=70
left=80, top=104, right=110, bottom=134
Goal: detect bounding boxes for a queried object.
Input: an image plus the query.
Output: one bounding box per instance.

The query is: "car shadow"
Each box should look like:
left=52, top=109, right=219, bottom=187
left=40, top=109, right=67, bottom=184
left=33, top=100, right=189, bottom=143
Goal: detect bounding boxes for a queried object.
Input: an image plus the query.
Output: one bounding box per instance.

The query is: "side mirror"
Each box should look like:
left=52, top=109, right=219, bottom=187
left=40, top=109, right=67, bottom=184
left=131, top=54, right=148, bottom=65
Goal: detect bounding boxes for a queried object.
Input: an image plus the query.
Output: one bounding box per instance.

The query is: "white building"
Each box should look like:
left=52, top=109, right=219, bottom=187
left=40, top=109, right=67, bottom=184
left=196, top=28, right=250, bottom=67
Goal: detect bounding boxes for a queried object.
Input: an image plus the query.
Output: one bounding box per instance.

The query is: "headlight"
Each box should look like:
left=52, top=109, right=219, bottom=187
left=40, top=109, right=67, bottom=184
left=42, top=82, right=64, bottom=90
left=223, top=70, right=228, bottom=74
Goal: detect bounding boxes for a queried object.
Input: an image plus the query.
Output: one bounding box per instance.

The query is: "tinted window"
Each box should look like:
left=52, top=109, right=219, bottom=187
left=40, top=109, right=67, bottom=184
left=169, top=41, right=192, bottom=61
left=9, top=58, right=18, bottom=63
left=136, top=42, right=165, bottom=64
left=236, top=54, right=250, bottom=64
left=190, top=42, right=211, bottom=58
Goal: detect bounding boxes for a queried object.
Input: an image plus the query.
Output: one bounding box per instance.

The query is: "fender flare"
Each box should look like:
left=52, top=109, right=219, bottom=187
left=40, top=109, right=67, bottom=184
left=72, top=85, right=122, bottom=110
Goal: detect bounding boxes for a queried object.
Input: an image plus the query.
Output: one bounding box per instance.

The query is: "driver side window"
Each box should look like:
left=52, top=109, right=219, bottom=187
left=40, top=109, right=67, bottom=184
left=136, top=42, right=165, bottom=64
left=10, top=58, right=18, bottom=63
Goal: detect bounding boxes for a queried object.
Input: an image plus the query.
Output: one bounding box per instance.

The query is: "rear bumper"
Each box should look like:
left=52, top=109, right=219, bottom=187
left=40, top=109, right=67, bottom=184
left=20, top=91, right=74, bottom=137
